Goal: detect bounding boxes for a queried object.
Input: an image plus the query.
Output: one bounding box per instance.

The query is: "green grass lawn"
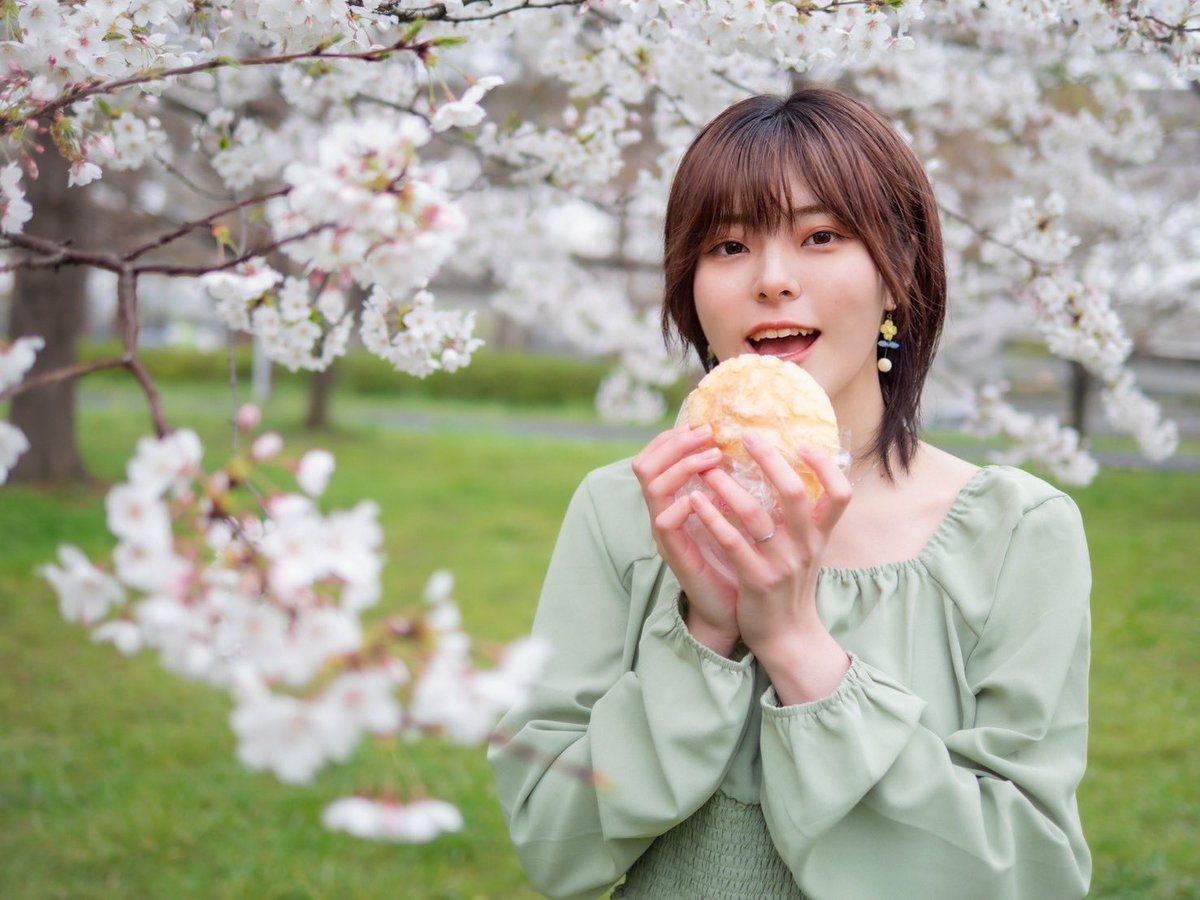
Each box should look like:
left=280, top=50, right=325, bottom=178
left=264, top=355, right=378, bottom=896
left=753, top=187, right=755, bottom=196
left=1, top=383, right=1196, bottom=898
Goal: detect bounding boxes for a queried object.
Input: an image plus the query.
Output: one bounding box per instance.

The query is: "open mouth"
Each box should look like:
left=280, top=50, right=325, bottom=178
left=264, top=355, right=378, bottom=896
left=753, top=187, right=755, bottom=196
left=747, top=326, right=819, bottom=358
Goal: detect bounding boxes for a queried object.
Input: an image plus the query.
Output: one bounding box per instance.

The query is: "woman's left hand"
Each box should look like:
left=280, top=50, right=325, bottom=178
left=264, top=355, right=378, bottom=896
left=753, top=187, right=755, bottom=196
left=687, top=430, right=853, bottom=703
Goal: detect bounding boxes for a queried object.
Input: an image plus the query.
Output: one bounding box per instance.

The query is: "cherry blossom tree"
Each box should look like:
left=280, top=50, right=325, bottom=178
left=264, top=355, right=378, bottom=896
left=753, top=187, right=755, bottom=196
left=2, top=0, right=1198, bottom=839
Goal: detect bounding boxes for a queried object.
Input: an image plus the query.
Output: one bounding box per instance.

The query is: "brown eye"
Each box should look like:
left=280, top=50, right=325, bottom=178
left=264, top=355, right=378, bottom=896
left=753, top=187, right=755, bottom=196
left=808, top=230, right=836, bottom=246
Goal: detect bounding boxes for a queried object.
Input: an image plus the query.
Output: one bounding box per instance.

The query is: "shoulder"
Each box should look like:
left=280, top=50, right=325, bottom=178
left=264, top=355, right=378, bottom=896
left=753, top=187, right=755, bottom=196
left=576, top=456, right=646, bottom=516
left=916, top=439, right=1082, bottom=535
left=922, top=464, right=1090, bottom=629
left=972, top=464, right=1084, bottom=528
left=566, top=457, right=659, bottom=572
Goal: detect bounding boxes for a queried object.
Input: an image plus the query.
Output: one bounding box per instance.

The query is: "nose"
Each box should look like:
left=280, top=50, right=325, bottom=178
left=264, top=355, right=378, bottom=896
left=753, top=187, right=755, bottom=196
left=753, top=239, right=799, bottom=303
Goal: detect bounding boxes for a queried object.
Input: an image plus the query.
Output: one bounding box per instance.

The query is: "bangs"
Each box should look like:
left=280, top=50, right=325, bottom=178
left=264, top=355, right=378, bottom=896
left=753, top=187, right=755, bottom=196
left=689, top=114, right=864, bottom=242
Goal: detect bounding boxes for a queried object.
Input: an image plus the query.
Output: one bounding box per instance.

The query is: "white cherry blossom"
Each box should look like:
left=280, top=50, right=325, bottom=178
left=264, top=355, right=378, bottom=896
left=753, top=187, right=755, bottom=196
left=296, top=449, right=335, bottom=498
left=322, top=796, right=464, bottom=843
left=0, top=335, right=44, bottom=392
left=0, top=163, right=34, bottom=233
left=39, top=545, right=126, bottom=625
left=431, top=76, right=505, bottom=132
left=0, top=422, right=30, bottom=484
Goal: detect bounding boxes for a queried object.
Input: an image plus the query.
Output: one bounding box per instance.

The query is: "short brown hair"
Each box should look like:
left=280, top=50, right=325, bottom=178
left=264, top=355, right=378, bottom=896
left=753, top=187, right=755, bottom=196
left=661, top=88, right=945, bottom=474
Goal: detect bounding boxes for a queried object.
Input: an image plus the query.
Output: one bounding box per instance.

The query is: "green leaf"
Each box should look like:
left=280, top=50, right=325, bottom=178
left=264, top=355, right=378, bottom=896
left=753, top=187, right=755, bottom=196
left=401, top=19, right=426, bottom=45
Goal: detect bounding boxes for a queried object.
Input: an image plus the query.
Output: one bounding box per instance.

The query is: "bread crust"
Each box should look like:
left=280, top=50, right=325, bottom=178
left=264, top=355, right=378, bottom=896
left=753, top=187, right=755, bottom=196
left=680, top=354, right=841, bottom=503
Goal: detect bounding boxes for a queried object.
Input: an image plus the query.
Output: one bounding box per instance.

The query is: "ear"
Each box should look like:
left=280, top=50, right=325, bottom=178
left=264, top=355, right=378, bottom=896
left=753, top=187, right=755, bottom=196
left=883, top=295, right=897, bottom=313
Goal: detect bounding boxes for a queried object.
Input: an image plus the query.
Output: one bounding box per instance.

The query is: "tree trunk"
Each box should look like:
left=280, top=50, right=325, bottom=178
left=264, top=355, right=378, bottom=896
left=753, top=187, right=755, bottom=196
left=305, top=363, right=337, bottom=430
left=1068, top=360, right=1091, bottom=439
left=7, top=149, right=89, bottom=484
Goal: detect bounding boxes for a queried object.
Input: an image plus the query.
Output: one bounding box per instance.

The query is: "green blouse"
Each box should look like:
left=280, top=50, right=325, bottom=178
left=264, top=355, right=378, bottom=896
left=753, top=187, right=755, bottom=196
left=489, top=461, right=1092, bottom=899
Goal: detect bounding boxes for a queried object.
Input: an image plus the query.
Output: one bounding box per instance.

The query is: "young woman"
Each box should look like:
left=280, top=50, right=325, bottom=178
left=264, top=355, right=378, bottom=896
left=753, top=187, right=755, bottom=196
left=490, top=89, right=1091, bottom=899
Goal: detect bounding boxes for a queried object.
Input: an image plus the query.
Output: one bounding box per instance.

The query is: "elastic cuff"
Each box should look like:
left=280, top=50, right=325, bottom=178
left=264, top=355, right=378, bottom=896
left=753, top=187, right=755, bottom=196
left=651, top=592, right=753, bottom=672
left=760, top=653, right=866, bottom=718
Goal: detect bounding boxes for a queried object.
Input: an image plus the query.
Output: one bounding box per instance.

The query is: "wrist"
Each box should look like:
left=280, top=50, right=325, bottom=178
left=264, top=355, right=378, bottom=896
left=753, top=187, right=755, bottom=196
left=684, top=605, right=739, bottom=658
left=755, top=626, right=850, bottom=706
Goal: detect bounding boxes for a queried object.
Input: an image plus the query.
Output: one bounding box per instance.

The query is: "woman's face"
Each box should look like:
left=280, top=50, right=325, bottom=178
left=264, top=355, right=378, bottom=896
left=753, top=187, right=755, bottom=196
left=692, top=179, right=893, bottom=415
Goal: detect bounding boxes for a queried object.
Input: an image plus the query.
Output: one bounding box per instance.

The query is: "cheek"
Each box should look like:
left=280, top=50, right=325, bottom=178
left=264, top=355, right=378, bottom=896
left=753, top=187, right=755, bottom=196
left=691, top=269, right=722, bottom=330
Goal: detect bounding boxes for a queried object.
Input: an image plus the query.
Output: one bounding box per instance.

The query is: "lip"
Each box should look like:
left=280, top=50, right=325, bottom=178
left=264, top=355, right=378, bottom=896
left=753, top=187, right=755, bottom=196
left=744, top=321, right=820, bottom=365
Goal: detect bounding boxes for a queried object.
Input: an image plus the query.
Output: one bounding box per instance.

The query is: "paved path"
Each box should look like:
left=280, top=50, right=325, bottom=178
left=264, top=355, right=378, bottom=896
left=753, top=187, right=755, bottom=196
left=339, top=404, right=1200, bottom=473
left=81, top=384, right=1200, bottom=472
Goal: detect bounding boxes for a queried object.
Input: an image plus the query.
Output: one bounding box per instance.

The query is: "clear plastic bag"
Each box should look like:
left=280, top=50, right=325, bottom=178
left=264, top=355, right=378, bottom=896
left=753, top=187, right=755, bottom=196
left=674, top=400, right=851, bottom=581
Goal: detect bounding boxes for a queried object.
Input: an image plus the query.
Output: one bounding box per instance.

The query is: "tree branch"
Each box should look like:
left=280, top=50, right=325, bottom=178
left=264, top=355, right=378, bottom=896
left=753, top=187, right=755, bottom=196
left=8, top=39, right=431, bottom=136
left=115, top=267, right=170, bottom=438
left=444, top=0, right=586, bottom=23
left=2, top=217, right=327, bottom=280
left=122, top=187, right=291, bottom=261
left=0, top=356, right=129, bottom=402
left=1, top=233, right=122, bottom=273
left=133, top=223, right=333, bottom=276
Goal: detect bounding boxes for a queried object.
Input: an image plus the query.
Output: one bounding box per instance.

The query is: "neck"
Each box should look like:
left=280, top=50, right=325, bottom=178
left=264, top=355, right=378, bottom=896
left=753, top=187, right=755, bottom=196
left=831, top=382, right=886, bottom=471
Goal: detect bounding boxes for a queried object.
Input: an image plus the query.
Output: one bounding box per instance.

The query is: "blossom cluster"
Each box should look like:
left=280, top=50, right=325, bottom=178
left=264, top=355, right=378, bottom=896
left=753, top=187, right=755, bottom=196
left=4, top=1, right=1194, bottom=475
left=360, top=287, right=484, bottom=378
left=1101, top=373, right=1180, bottom=462
left=0, top=335, right=44, bottom=483
left=0, top=162, right=33, bottom=233
left=39, top=420, right=548, bottom=837
left=968, top=383, right=1100, bottom=486
left=196, top=111, right=481, bottom=375
left=323, top=795, right=464, bottom=844
left=203, top=263, right=355, bottom=372
left=268, top=116, right=467, bottom=295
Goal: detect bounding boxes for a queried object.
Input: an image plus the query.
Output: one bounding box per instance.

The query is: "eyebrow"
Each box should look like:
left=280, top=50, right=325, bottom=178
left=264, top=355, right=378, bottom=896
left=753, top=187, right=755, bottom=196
left=722, top=204, right=835, bottom=226
left=789, top=204, right=830, bottom=219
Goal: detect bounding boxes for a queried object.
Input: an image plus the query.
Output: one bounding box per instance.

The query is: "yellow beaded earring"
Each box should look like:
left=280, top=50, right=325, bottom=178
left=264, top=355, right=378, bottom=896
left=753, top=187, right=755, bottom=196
left=877, top=314, right=899, bottom=373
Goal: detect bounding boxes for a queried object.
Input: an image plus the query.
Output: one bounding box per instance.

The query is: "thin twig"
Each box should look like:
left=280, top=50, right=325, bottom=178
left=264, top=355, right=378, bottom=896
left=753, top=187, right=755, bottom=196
left=939, top=204, right=1046, bottom=270
left=0, top=356, right=128, bottom=401
left=1, top=233, right=122, bottom=273
left=133, top=223, right=333, bottom=275
left=445, top=0, right=586, bottom=23
left=10, top=39, right=430, bottom=135
left=115, top=266, right=170, bottom=438
left=123, top=187, right=291, bottom=261
left=228, top=331, right=241, bottom=456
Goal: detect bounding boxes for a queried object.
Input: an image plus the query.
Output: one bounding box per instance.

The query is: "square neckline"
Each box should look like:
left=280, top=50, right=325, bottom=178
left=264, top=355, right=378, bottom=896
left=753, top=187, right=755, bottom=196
left=818, top=465, right=995, bottom=580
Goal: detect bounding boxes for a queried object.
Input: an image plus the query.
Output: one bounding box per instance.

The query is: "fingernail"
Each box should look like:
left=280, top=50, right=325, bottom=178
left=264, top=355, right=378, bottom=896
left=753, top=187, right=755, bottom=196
left=693, top=424, right=712, bottom=438
left=742, top=429, right=761, bottom=448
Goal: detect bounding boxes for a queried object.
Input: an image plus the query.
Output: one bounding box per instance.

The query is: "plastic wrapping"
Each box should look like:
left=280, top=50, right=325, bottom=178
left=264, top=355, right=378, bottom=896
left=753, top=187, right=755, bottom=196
left=673, top=355, right=849, bottom=581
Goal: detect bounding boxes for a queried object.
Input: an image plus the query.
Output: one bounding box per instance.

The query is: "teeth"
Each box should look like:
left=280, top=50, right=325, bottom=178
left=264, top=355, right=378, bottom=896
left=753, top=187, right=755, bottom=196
left=749, top=326, right=813, bottom=342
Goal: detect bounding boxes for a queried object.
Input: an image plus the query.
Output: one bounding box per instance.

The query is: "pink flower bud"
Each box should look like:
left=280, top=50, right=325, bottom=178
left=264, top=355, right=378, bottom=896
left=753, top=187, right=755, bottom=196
left=236, top=403, right=262, bottom=430
left=251, top=432, right=283, bottom=461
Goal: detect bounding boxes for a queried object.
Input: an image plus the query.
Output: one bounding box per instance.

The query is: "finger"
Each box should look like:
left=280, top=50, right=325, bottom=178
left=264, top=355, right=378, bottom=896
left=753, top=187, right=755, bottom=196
left=632, top=425, right=713, bottom=489
left=699, top=467, right=776, bottom=542
left=800, top=446, right=853, bottom=533
left=641, top=424, right=697, bottom=458
left=645, top=445, right=722, bottom=512
left=653, top=494, right=717, bottom=584
left=689, top=490, right=769, bottom=580
left=741, top=429, right=814, bottom=530
left=654, top=492, right=695, bottom=533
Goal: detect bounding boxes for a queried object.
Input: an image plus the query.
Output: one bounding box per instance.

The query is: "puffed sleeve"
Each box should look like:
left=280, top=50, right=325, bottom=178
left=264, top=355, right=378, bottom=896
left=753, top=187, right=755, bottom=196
left=489, top=467, right=758, bottom=900
left=759, top=492, right=1092, bottom=899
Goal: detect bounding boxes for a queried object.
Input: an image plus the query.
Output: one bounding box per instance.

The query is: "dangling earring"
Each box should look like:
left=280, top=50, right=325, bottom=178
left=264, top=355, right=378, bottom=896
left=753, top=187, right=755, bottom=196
left=877, top=314, right=899, bottom=373
left=706, top=345, right=717, bottom=367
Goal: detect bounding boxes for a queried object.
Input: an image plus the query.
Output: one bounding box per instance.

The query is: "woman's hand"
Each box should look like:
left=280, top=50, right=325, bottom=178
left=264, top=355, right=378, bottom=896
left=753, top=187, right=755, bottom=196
left=687, top=430, right=852, bottom=702
left=631, top=425, right=739, bottom=656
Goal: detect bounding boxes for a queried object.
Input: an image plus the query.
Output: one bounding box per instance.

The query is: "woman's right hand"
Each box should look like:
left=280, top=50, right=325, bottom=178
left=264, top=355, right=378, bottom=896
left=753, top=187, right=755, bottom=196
left=631, top=425, right=740, bottom=656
